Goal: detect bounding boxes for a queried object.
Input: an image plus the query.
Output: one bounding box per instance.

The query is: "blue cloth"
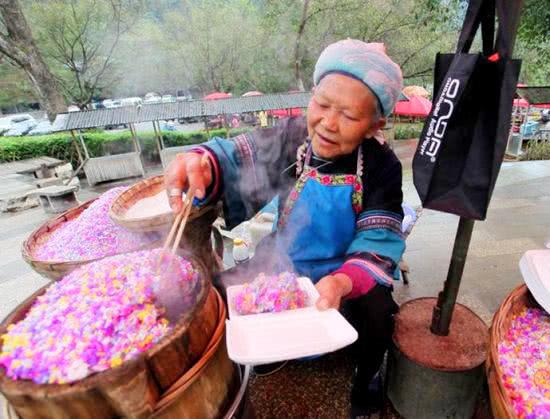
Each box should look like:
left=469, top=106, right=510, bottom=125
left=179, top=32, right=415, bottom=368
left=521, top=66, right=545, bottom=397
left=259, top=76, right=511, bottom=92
left=281, top=174, right=357, bottom=283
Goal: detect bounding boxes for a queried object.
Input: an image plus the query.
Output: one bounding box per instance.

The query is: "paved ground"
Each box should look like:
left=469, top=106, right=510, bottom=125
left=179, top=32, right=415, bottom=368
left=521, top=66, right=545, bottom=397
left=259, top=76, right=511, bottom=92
left=1, top=141, right=549, bottom=418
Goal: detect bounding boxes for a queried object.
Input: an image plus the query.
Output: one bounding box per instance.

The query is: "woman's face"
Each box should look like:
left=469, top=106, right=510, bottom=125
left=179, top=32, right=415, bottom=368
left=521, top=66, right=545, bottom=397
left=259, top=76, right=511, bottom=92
left=307, top=73, right=384, bottom=159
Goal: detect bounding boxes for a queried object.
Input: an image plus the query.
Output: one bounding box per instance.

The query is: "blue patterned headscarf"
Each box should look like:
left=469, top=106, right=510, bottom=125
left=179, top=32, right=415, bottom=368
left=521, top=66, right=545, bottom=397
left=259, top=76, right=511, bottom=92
left=313, top=39, right=403, bottom=117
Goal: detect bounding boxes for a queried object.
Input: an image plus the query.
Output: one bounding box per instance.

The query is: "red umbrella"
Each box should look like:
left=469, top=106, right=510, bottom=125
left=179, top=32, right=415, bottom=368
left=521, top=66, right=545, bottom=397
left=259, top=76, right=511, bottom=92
left=268, top=108, right=303, bottom=118
left=394, top=95, right=432, bottom=117
left=268, top=90, right=304, bottom=118
left=513, top=98, right=529, bottom=108
left=203, top=92, right=232, bottom=100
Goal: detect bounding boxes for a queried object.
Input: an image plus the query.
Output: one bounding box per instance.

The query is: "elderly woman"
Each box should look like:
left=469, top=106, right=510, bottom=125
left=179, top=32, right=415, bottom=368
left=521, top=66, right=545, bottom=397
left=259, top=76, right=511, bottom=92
left=165, top=39, right=404, bottom=414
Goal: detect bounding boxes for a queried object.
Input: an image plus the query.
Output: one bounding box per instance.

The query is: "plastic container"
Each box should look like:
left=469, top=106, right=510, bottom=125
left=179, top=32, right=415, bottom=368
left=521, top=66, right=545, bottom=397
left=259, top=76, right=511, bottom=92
left=225, top=277, right=358, bottom=365
left=519, top=249, right=550, bottom=313
left=232, top=238, right=249, bottom=265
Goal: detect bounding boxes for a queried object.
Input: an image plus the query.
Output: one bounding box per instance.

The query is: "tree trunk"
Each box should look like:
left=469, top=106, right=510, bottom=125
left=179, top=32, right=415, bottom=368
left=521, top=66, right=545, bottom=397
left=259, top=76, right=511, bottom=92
left=293, top=0, right=309, bottom=92
left=0, top=0, right=66, bottom=121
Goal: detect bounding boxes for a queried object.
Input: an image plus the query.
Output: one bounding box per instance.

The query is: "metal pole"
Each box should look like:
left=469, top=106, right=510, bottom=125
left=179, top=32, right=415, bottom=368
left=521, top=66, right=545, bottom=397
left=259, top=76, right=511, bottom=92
left=430, top=217, right=475, bottom=336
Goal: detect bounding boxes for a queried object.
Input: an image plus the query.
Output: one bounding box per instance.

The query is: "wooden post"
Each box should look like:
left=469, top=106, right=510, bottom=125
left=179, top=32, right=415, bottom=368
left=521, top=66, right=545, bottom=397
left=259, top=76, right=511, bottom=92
left=70, top=130, right=85, bottom=164
left=70, top=129, right=88, bottom=176
left=204, top=117, right=211, bottom=139
left=430, top=217, right=475, bottom=336
left=153, top=121, right=165, bottom=150
left=129, top=123, right=141, bottom=152
left=77, top=130, right=91, bottom=160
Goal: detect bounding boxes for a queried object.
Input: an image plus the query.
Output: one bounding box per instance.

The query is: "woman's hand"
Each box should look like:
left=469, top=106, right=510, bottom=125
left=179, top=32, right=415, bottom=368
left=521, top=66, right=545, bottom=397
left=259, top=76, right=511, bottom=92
left=315, top=273, right=352, bottom=310
left=164, top=152, right=213, bottom=213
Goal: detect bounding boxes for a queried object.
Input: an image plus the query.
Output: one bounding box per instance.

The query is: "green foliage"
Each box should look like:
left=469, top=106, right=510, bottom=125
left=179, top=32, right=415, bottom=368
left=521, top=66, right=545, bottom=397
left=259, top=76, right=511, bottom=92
left=3, top=0, right=546, bottom=109
left=163, top=0, right=262, bottom=94
left=521, top=141, right=550, bottom=161
left=0, top=62, right=36, bottom=109
left=394, top=122, right=424, bottom=140
left=0, top=127, right=252, bottom=166
left=515, top=0, right=550, bottom=85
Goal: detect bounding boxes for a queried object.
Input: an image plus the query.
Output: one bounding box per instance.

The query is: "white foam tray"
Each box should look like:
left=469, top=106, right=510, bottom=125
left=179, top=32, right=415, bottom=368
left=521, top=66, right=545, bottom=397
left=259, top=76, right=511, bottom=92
left=519, top=249, right=550, bottom=314
left=225, top=277, right=358, bottom=365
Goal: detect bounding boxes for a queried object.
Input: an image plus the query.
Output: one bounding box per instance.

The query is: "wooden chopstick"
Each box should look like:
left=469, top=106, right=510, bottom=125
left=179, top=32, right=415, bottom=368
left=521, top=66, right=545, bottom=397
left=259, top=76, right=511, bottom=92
left=163, top=207, right=185, bottom=251
left=171, top=195, right=194, bottom=254
left=157, top=192, right=194, bottom=274
left=160, top=152, right=207, bottom=263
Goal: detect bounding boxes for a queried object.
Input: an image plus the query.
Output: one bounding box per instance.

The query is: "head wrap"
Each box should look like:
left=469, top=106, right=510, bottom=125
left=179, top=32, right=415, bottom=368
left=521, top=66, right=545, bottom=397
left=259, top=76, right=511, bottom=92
left=313, top=39, right=403, bottom=117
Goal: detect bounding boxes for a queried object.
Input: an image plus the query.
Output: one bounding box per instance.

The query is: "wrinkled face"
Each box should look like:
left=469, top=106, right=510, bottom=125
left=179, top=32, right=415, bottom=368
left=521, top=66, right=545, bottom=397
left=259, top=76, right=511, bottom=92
left=307, top=73, right=384, bottom=159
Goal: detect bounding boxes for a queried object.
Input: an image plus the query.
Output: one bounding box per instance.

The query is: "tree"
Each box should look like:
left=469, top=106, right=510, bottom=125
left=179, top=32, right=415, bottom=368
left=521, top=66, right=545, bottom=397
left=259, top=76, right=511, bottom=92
left=163, top=0, right=262, bottom=94
left=29, top=0, right=141, bottom=109
left=0, top=58, right=36, bottom=111
left=0, top=0, right=66, bottom=121
left=515, top=0, right=550, bottom=84
left=261, top=0, right=462, bottom=91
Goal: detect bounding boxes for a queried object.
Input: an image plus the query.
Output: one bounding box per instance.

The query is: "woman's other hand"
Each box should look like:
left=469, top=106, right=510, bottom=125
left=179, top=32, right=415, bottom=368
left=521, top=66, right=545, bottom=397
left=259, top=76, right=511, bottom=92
left=315, top=273, right=352, bottom=310
left=164, top=152, right=213, bottom=212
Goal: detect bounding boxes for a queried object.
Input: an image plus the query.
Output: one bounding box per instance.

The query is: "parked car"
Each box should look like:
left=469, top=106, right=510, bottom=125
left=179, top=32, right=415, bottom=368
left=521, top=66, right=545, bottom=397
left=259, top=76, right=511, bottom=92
left=161, top=95, right=176, bottom=103
left=159, top=120, right=177, bottom=131
left=0, top=116, right=14, bottom=135
left=1, top=114, right=37, bottom=136
left=103, top=99, right=122, bottom=109
left=120, top=97, right=143, bottom=107
left=178, top=116, right=201, bottom=124
left=144, top=92, right=162, bottom=104
left=28, top=120, right=54, bottom=136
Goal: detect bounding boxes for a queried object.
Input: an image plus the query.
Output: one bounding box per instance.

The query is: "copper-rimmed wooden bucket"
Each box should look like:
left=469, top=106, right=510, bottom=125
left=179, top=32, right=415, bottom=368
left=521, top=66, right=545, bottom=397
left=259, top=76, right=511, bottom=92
left=1, top=287, right=247, bottom=419
left=0, top=274, right=221, bottom=419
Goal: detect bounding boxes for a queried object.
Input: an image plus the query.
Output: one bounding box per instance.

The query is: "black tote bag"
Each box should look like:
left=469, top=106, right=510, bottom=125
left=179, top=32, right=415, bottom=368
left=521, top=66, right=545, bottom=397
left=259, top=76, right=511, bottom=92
left=413, top=0, right=522, bottom=220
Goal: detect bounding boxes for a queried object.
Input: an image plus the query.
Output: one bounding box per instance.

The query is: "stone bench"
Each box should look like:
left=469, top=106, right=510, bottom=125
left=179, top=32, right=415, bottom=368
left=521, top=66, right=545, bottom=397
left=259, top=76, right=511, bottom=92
left=28, top=185, right=79, bottom=214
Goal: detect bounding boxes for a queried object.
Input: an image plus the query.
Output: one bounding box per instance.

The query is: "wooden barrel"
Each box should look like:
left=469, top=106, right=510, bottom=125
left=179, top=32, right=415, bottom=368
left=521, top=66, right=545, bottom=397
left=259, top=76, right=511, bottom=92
left=21, top=198, right=160, bottom=281
left=0, top=275, right=222, bottom=419
left=486, top=284, right=541, bottom=419
left=151, top=287, right=240, bottom=419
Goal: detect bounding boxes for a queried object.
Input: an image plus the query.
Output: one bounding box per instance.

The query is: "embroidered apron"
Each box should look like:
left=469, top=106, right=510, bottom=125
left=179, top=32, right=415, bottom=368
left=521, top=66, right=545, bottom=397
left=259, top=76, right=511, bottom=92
left=276, top=143, right=363, bottom=283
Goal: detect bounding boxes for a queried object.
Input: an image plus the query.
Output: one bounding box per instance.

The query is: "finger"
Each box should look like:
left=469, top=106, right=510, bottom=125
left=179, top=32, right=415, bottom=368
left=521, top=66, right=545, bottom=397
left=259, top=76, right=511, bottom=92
left=165, top=156, right=188, bottom=212
left=187, top=168, right=206, bottom=199
left=316, top=297, right=330, bottom=311
left=187, top=154, right=211, bottom=199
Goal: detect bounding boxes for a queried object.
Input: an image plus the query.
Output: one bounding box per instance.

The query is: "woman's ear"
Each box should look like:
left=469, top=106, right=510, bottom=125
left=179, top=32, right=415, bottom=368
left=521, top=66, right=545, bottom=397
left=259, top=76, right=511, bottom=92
left=366, top=116, right=386, bottom=138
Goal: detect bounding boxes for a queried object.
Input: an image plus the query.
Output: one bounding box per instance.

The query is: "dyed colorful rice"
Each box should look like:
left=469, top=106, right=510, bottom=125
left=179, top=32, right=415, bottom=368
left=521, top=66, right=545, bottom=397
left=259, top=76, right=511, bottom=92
left=233, top=272, right=307, bottom=315
left=0, top=249, right=200, bottom=384
left=33, top=187, right=154, bottom=262
left=498, top=307, right=550, bottom=419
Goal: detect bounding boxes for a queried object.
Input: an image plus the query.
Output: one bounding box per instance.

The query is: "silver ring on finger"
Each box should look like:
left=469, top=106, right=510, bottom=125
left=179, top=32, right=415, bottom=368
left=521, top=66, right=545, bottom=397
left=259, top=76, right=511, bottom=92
left=169, top=188, right=183, bottom=197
